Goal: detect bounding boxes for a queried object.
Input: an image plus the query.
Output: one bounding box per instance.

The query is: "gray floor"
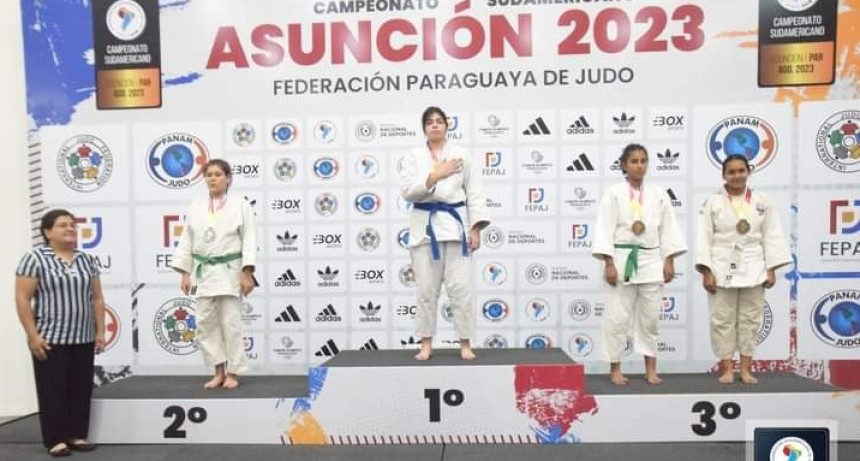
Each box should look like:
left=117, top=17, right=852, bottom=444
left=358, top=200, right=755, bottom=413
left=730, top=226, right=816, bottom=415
left=0, top=415, right=856, bottom=461
left=324, top=348, right=574, bottom=367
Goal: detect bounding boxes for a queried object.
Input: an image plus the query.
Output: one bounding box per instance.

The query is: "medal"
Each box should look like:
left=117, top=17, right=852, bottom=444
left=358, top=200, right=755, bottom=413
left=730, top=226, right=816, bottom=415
left=203, top=226, right=217, bottom=243
left=628, top=183, right=645, bottom=236
left=727, top=188, right=752, bottom=236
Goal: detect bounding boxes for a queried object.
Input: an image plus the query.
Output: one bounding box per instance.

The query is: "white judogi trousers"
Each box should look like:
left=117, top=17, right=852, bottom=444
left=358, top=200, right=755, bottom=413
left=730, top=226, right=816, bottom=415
left=195, top=295, right=247, bottom=374
left=708, top=285, right=765, bottom=359
left=410, top=241, right=476, bottom=340
left=602, top=282, right=662, bottom=361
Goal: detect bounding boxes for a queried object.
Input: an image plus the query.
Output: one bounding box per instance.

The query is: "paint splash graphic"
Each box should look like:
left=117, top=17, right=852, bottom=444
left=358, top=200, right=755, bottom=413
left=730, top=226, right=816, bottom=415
left=514, top=365, right=597, bottom=443
left=283, top=367, right=329, bottom=444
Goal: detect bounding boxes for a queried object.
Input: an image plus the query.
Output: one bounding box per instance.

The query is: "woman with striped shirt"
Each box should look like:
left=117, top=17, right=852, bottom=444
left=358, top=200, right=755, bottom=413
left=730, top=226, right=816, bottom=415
left=15, top=209, right=106, bottom=457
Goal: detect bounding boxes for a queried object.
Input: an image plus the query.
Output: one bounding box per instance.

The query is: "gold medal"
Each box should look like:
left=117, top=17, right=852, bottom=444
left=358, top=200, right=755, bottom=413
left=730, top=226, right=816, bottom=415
left=631, top=220, right=646, bottom=236
left=736, top=219, right=750, bottom=235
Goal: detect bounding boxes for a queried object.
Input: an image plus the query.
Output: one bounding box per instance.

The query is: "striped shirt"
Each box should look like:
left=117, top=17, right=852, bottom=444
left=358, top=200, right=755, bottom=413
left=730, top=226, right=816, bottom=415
left=15, top=246, right=100, bottom=344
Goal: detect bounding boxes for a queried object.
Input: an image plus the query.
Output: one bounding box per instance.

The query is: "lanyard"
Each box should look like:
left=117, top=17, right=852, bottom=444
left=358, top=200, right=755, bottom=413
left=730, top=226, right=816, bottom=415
left=726, top=188, right=751, bottom=220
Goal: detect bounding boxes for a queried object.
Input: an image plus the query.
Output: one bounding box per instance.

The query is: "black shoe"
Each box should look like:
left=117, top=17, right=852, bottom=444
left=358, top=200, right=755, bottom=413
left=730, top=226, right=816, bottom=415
left=68, top=440, right=97, bottom=451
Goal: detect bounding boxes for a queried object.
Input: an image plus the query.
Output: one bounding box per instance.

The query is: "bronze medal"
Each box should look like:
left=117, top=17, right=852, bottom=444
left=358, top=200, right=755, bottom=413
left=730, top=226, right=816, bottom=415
left=631, top=220, right=646, bottom=236
left=736, top=219, right=750, bottom=235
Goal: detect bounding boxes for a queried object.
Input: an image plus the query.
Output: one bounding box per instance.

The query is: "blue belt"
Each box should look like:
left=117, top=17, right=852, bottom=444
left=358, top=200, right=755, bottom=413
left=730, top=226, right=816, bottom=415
left=412, top=201, right=468, bottom=261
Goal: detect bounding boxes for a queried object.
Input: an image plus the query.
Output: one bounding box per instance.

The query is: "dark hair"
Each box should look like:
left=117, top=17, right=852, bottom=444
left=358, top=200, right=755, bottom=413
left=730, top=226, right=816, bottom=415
left=204, top=158, right=232, bottom=188
left=721, top=154, right=751, bottom=176
left=40, top=209, right=75, bottom=244
left=618, top=143, right=648, bottom=175
left=421, top=106, right=449, bottom=133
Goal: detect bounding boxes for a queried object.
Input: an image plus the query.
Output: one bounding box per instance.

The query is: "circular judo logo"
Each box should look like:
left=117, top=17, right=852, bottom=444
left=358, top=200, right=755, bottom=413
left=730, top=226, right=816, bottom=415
left=146, top=133, right=209, bottom=189
left=815, top=111, right=860, bottom=173
left=153, top=297, right=198, bottom=355
left=810, top=290, right=860, bottom=349
left=57, top=134, right=114, bottom=192
left=706, top=115, right=777, bottom=172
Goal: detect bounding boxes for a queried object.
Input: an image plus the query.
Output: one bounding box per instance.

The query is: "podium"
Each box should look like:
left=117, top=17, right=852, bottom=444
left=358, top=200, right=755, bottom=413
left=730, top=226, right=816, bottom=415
left=89, top=348, right=860, bottom=444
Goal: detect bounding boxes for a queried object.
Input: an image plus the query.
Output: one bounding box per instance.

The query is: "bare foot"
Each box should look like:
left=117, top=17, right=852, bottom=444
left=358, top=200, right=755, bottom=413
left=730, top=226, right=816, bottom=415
left=204, top=375, right=225, bottom=389
left=740, top=373, right=759, bottom=384
left=460, top=347, right=476, bottom=360
left=610, top=371, right=629, bottom=386
left=414, top=347, right=432, bottom=361
left=645, top=374, right=663, bottom=385
left=717, top=372, right=734, bottom=384
left=222, top=374, right=239, bottom=389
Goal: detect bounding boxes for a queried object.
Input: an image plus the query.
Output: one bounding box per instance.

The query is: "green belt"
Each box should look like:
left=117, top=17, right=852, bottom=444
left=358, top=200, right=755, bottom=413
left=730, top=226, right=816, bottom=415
left=192, top=252, right=242, bottom=279
left=614, top=244, right=641, bottom=282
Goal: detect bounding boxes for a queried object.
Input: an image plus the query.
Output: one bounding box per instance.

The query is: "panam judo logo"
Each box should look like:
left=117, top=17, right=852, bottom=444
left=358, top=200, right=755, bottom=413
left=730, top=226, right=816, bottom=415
left=153, top=298, right=199, bottom=355
left=706, top=116, right=777, bottom=172
left=56, top=135, right=114, bottom=192
left=810, top=289, right=860, bottom=349
left=146, top=133, right=210, bottom=189
left=816, top=111, right=860, bottom=173
left=105, top=0, right=146, bottom=41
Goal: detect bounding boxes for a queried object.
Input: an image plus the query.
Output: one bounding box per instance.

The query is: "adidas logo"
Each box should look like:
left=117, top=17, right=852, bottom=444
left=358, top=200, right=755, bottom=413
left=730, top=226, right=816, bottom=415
left=360, top=339, right=380, bottom=350
left=315, top=304, right=342, bottom=322
left=274, top=269, right=300, bottom=287
left=359, top=301, right=382, bottom=323
left=274, top=304, right=301, bottom=322
left=656, top=149, right=681, bottom=172
left=314, top=339, right=340, bottom=357
left=666, top=188, right=683, bottom=207
left=316, top=266, right=340, bottom=288
left=566, top=153, right=595, bottom=172
left=612, top=112, right=636, bottom=128
left=522, top=117, right=551, bottom=136
left=400, top=336, right=419, bottom=348
left=276, top=230, right=298, bottom=249
left=566, top=116, right=595, bottom=135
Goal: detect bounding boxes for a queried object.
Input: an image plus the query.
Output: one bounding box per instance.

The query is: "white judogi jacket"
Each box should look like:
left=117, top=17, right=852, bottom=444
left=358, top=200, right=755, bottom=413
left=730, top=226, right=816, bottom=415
left=695, top=188, right=790, bottom=288
left=592, top=182, right=687, bottom=284
left=172, top=194, right=257, bottom=297
left=398, top=143, right=489, bottom=248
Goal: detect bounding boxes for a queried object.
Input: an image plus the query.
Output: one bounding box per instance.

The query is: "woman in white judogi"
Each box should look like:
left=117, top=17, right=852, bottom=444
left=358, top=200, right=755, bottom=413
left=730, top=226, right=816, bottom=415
left=593, top=144, right=686, bottom=385
left=172, top=159, right=257, bottom=389
left=398, top=106, right=490, bottom=361
left=695, top=154, right=790, bottom=384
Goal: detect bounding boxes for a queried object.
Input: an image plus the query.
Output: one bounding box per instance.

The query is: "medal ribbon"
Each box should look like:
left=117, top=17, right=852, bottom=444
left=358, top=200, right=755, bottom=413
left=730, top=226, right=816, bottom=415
left=208, top=193, right=228, bottom=223
left=727, top=188, right=751, bottom=221
left=628, top=184, right=644, bottom=220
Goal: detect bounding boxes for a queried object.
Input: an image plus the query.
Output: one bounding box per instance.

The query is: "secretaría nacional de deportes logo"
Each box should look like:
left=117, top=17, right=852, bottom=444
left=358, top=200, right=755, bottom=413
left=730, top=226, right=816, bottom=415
left=271, top=122, right=298, bottom=145
left=102, top=304, right=121, bottom=352
left=482, top=299, right=510, bottom=322
left=315, top=192, right=338, bottom=216
left=525, top=334, right=552, bottom=349
left=147, top=133, right=209, bottom=189
left=816, top=111, right=860, bottom=173
left=810, top=289, right=860, bottom=348
left=355, top=192, right=381, bottom=214
left=482, top=226, right=504, bottom=249
left=106, top=0, right=146, bottom=41
left=568, top=299, right=592, bottom=321
left=314, top=120, right=337, bottom=144
left=232, top=123, right=255, bottom=147
left=757, top=300, right=774, bottom=345
left=706, top=116, right=777, bottom=172
left=313, top=157, right=339, bottom=179
left=525, top=262, right=549, bottom=285
left=355, top=120, right=376, bottom=142
left=273, top=158, right=297, bottom=182
left=153, top=297, right=198, bottom=355
left=56, top=135, right=114, bottom=192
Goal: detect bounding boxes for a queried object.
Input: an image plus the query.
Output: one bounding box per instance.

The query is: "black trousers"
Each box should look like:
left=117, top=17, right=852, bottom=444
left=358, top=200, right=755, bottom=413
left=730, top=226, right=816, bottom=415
left=32, top=342, right=95, bottom=448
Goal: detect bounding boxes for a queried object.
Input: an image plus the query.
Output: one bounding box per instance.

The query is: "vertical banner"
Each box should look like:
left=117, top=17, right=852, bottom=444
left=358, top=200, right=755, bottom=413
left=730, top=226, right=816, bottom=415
left=758, top=0, right=838, bottom=87
left=92, top=0, right=161, bottom=109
